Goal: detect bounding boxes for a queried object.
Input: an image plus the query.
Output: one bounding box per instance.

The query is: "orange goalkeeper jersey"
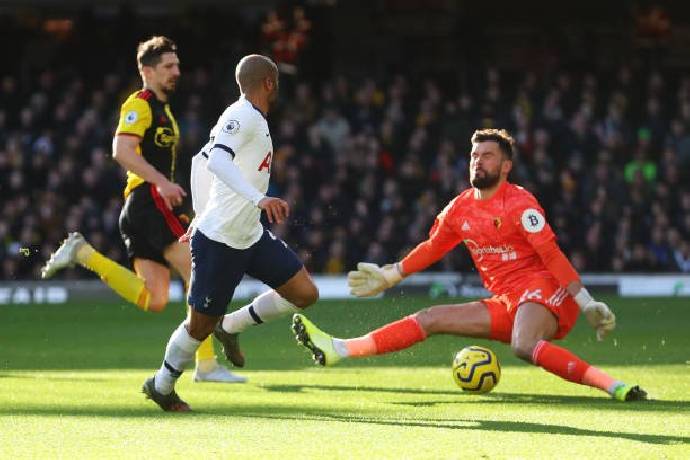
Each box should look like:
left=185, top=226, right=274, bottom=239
left=401, top=181, right=577, bottom=295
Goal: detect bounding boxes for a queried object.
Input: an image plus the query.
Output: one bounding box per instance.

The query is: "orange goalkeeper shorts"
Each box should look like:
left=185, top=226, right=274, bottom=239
left=482, top=277, right=580, bottom=343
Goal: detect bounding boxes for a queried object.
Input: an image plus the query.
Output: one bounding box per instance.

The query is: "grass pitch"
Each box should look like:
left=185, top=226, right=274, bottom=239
left=1, top=296, right=689, bottom=459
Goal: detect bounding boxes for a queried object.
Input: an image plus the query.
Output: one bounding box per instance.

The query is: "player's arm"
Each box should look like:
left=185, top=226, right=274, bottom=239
left=112, top=97, right=185, bottom=209
left=179, top=152, right=214, bottom=242
left=348, top=201, right=462, bottom=297
left=519, top=206, right=616, bottom=340
left=206, top=115, right=289, bottom=223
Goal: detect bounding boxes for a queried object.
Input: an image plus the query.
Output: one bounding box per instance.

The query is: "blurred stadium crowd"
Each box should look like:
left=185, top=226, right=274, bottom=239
left=2, top=5, right=690, bottom=280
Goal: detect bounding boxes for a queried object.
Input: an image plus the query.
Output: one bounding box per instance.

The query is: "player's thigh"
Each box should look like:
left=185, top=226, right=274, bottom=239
left=511, top=302, right=559, bottom=360
left=247, top=230, right=306, bottom=302
left=133, top=258, right=171, bottom=311
left=187, top=230, right=247, bottom=317
left=413, top=301, right=492, bottom=338
left=274, top=266, right=319, bottom=309
left=164, top=240, right=192, bottom=286
left=119, top=186, right=180, bottom=268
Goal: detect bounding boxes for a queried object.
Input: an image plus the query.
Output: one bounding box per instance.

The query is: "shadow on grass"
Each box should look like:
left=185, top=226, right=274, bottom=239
left=0, top=373, right=112, bottom=383
left=394, top=391, right=690, bottom=412
left=1, top=403, right=687, bottom=446
left=260, top=383, right=461, bottom=396
left=261, top=383, right=690, bottom=413
left=296, top=414, right=689, bottom=446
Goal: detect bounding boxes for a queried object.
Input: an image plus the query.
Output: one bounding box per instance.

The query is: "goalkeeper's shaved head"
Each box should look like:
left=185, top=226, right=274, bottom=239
left=235, top=54, right=279, bottom=94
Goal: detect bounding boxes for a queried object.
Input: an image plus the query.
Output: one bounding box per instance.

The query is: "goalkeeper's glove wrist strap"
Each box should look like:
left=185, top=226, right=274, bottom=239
left=394, top=262, right=405, bottom=278
left=382, top=264, right=403, bottom=287
left=574, top=287, right=593, bottom=310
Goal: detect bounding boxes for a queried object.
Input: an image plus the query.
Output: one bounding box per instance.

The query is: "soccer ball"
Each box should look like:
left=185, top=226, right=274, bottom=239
left=452, top=345, right=501, bottom=394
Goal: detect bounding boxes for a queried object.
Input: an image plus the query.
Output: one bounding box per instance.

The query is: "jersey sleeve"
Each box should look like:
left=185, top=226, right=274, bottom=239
left=511, top=192, right=580, bottom=287
left=511, top=195, right=556, bottom=248
left=115, top=97, right=152, bottom=137
left=400, top=200, right=464, bottom=274
left=533, top=239, right=581, bottom=288
left=211, top=111, right=258, bottom=157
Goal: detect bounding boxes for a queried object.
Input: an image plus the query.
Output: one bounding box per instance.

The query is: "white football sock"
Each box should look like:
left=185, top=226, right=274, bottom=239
left=332, top=338, right=350, bottom=357
left=154, top=322, right=201, bottom=394
left=221, top=290, right=299, bottom=333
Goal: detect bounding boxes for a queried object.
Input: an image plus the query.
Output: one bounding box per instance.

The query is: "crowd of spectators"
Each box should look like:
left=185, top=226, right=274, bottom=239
left=2, top=11, right=690, bottom=280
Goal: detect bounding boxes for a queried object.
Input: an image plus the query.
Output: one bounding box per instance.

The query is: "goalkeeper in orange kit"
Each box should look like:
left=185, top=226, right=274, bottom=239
left=294, top=128, right=647, bottom=402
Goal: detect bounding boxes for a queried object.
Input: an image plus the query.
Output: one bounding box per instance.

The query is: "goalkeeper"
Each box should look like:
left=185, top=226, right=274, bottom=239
left=294, top=128, right=647, bottom=402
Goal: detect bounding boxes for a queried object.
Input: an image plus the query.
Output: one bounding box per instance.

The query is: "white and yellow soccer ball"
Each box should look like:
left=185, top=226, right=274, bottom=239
left=452, top=345, right=501, bottom=394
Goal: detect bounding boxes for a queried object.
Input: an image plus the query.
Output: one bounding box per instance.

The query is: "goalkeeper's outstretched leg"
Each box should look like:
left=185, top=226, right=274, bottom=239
left=293, top=299, right=647, bottom=401
left=324, top=129, right=646, bottom=400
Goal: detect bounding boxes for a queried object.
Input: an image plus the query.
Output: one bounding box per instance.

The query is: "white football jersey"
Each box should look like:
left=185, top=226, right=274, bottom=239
left=195, top=95, right=273, bottom=249
left=190, top=153, right=213, bottom=215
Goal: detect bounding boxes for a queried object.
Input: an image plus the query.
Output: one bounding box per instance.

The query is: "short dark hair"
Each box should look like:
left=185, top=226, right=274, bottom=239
left=471, top=128, right=515, bottom=159
left=137, top=36, right=177, bottom=68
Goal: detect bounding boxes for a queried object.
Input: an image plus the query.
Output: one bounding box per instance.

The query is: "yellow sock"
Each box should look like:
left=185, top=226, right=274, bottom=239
left=195, top=336, right=217, bottom=371
left=77, top=245, right=150, bottom=311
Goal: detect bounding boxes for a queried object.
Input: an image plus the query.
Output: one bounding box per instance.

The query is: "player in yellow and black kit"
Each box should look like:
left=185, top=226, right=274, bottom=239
left=42, top=36, right=245, bottom=383
left=117, top=80, right=185, bottom=267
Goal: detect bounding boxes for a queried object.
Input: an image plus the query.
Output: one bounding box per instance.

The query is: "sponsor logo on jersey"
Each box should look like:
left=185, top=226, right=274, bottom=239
left=154, top=127, right=177, bottom=147
left=462, top=221, right=471, bottom=231
left=258, top=151, right=272, bottom=172
left=464, top=239, right=517, bottom=261
left=521, top=208, right=546, bottom=233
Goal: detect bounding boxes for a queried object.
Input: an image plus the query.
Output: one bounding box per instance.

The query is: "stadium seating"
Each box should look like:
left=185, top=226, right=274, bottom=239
left=1, top=7, right=689, bottom=280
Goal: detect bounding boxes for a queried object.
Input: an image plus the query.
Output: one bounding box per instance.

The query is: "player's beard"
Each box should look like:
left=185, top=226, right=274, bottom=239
left=267, top=87, right=278, bottom=108
left=161, top=78, right=178, bottom=95
left=470, top=167, right=501, bottom=189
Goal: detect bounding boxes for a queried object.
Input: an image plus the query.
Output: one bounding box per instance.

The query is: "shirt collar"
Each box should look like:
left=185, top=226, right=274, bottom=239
left=473, top=180, right=509, bottom=205
left=240, top=94, right=267, bottom=120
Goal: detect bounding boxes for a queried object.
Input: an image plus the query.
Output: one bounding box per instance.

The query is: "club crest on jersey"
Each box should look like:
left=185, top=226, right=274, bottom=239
left=493, top=217, right=502, bottom=229
left=154, top=127, right=177, bottom=147
left=222, top=119, right=240, bottom=135
left=521, top=208, right=545, bottom=233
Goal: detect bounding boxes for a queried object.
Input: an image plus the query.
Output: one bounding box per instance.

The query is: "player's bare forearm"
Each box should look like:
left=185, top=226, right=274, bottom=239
left=112, top=135, right=168, bottom=186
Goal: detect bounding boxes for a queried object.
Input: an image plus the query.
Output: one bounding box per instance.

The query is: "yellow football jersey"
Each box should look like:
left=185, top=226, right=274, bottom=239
left=115, top=89, right=180, bottom=197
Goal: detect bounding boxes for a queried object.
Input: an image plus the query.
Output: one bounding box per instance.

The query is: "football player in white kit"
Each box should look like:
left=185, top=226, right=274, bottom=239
left=143, top=54, right=319, bottom=411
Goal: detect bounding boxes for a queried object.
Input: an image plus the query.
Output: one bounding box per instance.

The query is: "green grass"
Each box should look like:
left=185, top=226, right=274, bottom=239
left=1, top=296, right=689, bottom=459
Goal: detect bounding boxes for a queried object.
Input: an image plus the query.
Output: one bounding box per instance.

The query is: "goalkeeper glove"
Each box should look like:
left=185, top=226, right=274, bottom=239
left=574, top=288, right=616, bottom=341
left=347, top=262, right=404, bottom=297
